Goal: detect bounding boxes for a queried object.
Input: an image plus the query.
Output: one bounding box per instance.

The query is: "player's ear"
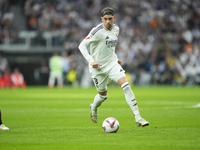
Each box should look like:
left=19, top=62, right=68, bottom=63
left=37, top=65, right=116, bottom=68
left=101, top=17, right=103, bottom=22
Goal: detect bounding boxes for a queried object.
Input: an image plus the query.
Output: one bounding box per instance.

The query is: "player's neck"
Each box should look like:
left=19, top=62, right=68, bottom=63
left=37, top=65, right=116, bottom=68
left=103, top=24, right=113, bottom=31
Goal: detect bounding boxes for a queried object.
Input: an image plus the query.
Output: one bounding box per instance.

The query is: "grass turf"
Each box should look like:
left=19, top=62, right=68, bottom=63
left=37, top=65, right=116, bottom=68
left=0, top=86, right=200, bottom=150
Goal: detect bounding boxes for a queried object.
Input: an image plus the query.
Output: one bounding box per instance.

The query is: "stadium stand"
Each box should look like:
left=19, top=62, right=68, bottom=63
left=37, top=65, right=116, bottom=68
left=0, top=0, right=200, bottom=85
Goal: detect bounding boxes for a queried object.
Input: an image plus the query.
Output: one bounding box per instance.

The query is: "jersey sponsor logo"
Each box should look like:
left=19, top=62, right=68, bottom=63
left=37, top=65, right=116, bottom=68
left=106, top=40, right=117, bottom=48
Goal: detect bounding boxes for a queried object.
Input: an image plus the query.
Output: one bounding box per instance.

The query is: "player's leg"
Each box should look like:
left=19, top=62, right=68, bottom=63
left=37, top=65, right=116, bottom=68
left=48, top=72, right=56, bottom=88
left=90, top=76, right=108, bottom=123
left=56, top=73, right=63, bottom=88
left=0, top=110, right=9, bottom=130
left=109, top=66, right=141, bottom=118
left=118, top=77, right=149, bottom=127
left=109, top=63, right=149, bottom=127
left=118, top=77, right=141, bottom=119
left=94, top=90, right=107, bottom=108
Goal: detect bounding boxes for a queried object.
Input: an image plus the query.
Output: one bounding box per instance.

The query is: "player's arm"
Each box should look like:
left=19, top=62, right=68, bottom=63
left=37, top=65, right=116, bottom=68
left=115, top=25, right=121, bottom=66
left=78, top=35, right=94, bottom=64
left=78, top=32, right=102, bottom=68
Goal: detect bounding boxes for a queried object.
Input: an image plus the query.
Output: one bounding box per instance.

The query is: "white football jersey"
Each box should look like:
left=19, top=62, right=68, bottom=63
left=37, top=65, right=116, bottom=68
left=78, top=23, right=119, bottom=74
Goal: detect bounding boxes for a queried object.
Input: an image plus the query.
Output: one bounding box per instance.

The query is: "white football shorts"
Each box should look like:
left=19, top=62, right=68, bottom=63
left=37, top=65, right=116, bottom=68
left=92, top=63, right=125, bottom=92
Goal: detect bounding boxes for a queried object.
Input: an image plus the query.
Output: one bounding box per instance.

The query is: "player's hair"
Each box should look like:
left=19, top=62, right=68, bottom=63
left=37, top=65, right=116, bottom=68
left=101, top=7, right=115, bottom=17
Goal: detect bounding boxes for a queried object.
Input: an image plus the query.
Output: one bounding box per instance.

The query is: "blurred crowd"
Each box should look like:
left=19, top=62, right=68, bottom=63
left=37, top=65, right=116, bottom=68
left=0, top=0, right=13, bottom=44
left=0, top=53, right=26, bottom=88
left=1, top=0, right=200, bottom=86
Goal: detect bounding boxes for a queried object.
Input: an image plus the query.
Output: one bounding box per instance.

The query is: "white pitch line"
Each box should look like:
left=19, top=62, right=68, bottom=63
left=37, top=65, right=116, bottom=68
left=191, top=103, right=200, bottom=108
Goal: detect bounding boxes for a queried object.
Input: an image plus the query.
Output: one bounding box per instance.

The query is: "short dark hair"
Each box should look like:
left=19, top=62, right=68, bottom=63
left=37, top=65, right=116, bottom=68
left=101, top=7, right=115, bottom=17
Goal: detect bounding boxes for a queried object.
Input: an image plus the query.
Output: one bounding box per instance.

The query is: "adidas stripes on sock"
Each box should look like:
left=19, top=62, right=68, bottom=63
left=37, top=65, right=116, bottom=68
left=93, top=94, right=107, bottom=110
left=121, top=82, right=141, bottom=121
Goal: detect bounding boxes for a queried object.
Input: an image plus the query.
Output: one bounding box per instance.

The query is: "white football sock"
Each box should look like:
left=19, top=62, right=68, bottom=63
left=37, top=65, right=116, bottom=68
left=121, top=82, right=142, bottom=121
left=93, top=94, right=107, bottom=110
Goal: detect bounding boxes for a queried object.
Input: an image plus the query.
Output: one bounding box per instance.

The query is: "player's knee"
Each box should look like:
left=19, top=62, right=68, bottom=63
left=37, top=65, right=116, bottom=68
left=98, top=90, right=107, bottom=96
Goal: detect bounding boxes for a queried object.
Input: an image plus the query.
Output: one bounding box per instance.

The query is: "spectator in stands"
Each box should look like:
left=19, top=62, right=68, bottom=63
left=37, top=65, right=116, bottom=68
left=0, top=68, right=12, bottom=89
left=11, top=67, right=26, bottom=88
left=0, top=53, right=9, bottom=76
left=39, top=59, right=49, bottom=85
left=1, top=0, right=200, bottom=85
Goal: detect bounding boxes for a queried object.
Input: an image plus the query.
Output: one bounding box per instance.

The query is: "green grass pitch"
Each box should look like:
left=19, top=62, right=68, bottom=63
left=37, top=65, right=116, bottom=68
left=0, top=85, right=200, bottom=150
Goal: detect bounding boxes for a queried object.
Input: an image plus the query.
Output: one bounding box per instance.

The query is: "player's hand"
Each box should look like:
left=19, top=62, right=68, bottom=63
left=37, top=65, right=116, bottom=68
left=118, top=60, right=122, bottom=65
left=90, top=62, right=102, bottom=68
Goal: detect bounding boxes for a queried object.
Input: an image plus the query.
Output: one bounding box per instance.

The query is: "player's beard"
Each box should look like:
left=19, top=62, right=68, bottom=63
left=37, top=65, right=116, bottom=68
left=106, top=23, right=112, bottom=30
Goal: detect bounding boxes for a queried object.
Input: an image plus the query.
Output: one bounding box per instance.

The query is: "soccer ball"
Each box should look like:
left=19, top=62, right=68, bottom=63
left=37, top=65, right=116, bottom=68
left=102, top=117, right=119, bottom=133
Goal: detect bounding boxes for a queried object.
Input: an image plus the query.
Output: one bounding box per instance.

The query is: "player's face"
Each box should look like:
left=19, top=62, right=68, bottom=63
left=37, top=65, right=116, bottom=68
left=101, top=14, right=115, bottom=30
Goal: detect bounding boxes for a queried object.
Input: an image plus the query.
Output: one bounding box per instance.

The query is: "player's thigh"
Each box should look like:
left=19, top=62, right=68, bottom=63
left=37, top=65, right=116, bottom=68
left=108, top=63, right=126, bottom=83
left=92, top=74, right=108, bottom=93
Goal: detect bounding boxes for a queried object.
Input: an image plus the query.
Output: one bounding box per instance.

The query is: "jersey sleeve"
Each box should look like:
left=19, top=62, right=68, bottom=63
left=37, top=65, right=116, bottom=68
left=78, top=28, right=99, bottom=64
